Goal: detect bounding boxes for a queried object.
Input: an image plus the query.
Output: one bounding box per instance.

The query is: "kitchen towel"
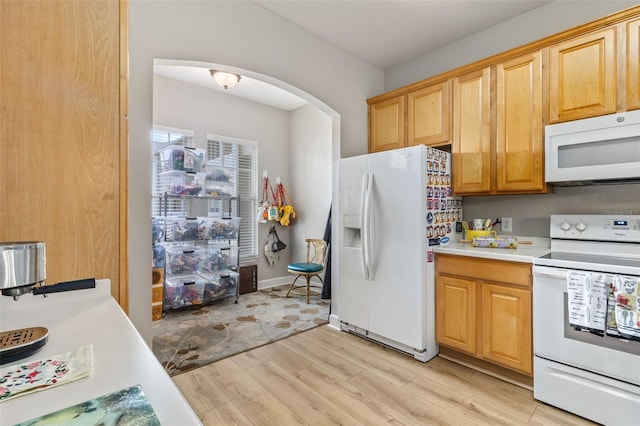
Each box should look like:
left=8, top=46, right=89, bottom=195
left=612, top=274, right=640, bottom=339
left=0, top=345, right=93, bottom=402
left=567, top=271, right=608, bottom=330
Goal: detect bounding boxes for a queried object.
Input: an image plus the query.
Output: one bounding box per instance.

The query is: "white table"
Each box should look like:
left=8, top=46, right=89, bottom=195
left=0, top=279, right=201, bottom=425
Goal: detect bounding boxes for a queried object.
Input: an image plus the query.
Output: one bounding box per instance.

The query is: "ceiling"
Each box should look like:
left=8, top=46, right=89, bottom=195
left=154, top=0, right=551, bottom=110
left=254, top=0, right=550, bottom=71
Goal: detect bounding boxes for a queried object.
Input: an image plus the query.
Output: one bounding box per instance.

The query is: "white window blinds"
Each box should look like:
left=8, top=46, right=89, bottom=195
left=207, top=135, right=258, bottom=263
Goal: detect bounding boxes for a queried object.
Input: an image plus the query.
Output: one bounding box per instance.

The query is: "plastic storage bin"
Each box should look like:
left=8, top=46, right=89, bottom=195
left=202, top=164, right=236, bottom=197
left=200, top=245, right=238, bottom=273
left=164, top=275, right=205, bottom=308
left=208, top=216, right=241, bottom=240
left=203, top=164, right=234, bottom=183
left=159, top=145, right=205, bottom=173
left=165, top=217, right=208, bottom=242
left=203, top=180, right=236, bottom=197
left=152, top=217, right=165, bottom=244
left=152, top=244, right=166, bottom=268
left=159, top=171, right=203, bottom=196
left=201, top=272, right=238, bottom=303
left=165, top=245, right=204, bottom=275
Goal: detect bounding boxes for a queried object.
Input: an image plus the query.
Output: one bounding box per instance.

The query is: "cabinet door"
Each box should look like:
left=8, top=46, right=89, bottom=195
left=452, top=68, right=491, bottom=194
left=549, top=28, right=617, bottom=122
left=369, top=95, right=405, bottom=152
left=628, top=17, right=640, bottom=111
left=496, top=51, right=546, bottom=193
left=1, top=1, right=125, bottom=303
left=407, top=81, right=451, bottom=146
left=481, top=283, right=532, bottom=375
left=436, top=274, right=477, bottom=354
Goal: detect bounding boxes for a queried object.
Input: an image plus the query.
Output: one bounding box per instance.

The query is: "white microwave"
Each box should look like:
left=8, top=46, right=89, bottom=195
left=545, top=111, right=640, bottom=185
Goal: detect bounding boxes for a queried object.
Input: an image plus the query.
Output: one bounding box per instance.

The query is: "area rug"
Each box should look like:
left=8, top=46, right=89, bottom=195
left=152, top=284, right=330, bottom=376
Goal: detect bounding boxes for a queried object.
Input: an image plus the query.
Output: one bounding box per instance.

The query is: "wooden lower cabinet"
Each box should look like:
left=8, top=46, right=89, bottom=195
left=436, top=275, right=476, bottom=354
left=435, top=253, right=533, bottom=376
left=481, top=283, right=532, bottom=374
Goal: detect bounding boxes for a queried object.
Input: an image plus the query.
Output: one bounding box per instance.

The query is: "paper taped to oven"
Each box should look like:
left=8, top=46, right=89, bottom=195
left=566, top=271, right=608, bottom=330
left=612, top=275, right=640, bottom=339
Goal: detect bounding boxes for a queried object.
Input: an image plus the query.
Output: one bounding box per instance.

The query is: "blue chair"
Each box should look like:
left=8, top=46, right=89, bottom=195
left=285, top=239, right=328, bottom=304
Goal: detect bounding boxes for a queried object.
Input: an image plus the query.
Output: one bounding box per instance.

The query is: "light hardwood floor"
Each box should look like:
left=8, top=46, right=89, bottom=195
left=173, top=325, right=596, bottom=425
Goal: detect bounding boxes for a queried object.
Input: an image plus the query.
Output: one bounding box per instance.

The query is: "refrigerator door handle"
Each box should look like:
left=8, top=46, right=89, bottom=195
left=360, top=173, right=370, bottom=280
left=363, top=172, right=373, bottom=280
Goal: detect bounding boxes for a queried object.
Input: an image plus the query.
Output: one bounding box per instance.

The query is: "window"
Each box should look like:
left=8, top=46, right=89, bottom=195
left=207, top=135, right=258, bottom=264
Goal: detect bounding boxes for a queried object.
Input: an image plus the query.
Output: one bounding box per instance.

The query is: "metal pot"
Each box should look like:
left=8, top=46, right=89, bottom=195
left=0, top=242, right=46, bottom=297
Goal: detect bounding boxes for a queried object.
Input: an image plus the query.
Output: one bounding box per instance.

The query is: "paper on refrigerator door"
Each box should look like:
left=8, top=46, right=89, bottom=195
left=425, top=146, right=461, bottom=263
left=566, top=271, right=608, bottom=330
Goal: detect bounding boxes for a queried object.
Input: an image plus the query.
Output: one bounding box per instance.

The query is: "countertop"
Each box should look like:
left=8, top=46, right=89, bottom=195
left=0, top=279, right=202, bottom=425
left=433, top=236, right=550, bottom=263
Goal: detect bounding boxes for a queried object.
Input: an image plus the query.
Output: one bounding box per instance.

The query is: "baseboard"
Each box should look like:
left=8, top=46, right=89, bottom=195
left=438, top=347, right=533, bottom=390
left=257, top=276, right=291, bottom=291
left=329, top=313, right=340, bottom=330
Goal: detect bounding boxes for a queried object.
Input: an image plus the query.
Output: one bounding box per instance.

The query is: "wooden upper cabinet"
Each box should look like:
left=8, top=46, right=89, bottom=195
left=628, top=17, right=640, bottom=111
left=549, top=28, right=617, bottom=122
left=407, top=81, right=451, bottom=147
left=496, top=51, right=546, bottom=193
left=369, top=95, right=406, bottom=152
left=452, top=67, right=491, bottom=194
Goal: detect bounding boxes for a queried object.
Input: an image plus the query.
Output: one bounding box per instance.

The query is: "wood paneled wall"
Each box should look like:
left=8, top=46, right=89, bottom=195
left=0, top=1, right=127, bottom=307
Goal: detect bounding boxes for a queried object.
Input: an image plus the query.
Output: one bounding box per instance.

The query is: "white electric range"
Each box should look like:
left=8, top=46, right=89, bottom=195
left=532, top=214, right=640, bottom=425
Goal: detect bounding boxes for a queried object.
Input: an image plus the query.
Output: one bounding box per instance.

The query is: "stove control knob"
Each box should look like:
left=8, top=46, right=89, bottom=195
left=575, top=222, right=587, bottom=232
left=560, top=221, right=572, bottom=231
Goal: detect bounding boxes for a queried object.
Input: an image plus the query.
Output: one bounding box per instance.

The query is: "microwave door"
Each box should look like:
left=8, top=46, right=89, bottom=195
left=545, top=111, right=640, bottom=183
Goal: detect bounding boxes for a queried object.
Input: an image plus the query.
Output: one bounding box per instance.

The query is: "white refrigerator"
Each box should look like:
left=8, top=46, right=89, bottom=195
left=337, top=145, right=461, bottom=362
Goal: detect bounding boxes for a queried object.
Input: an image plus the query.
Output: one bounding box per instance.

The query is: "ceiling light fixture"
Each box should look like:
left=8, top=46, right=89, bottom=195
left=209, top=69, right=241, bottom=89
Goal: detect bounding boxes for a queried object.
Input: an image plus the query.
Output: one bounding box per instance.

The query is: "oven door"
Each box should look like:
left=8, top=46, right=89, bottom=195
left=533, top=265, right=640, bottom=386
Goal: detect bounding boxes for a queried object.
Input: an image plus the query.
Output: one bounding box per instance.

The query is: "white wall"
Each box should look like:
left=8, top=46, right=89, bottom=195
left=386, top=1, right=638, bottom=91
left=463, top=185, right=640, bottom=237
left=130, top=0, right=383, bottom=343
left=289, top=104, right=333, bottom=263
left=154, top=74, right=297, bottom=281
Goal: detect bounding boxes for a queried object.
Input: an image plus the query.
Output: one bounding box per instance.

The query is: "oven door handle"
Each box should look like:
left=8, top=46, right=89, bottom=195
left=533, top=265, right=567, bottom=279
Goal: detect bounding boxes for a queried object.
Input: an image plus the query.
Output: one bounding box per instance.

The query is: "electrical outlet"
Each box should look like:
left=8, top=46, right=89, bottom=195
left=502, top=217, right=513, bottom=233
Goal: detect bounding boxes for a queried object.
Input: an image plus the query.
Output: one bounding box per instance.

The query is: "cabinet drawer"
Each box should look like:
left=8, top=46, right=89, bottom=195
left=436, top=254, right=531, bottom=287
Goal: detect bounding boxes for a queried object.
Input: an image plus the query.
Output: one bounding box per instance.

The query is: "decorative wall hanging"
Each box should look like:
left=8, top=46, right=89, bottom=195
left=274, top=181, right=296, bottom=226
